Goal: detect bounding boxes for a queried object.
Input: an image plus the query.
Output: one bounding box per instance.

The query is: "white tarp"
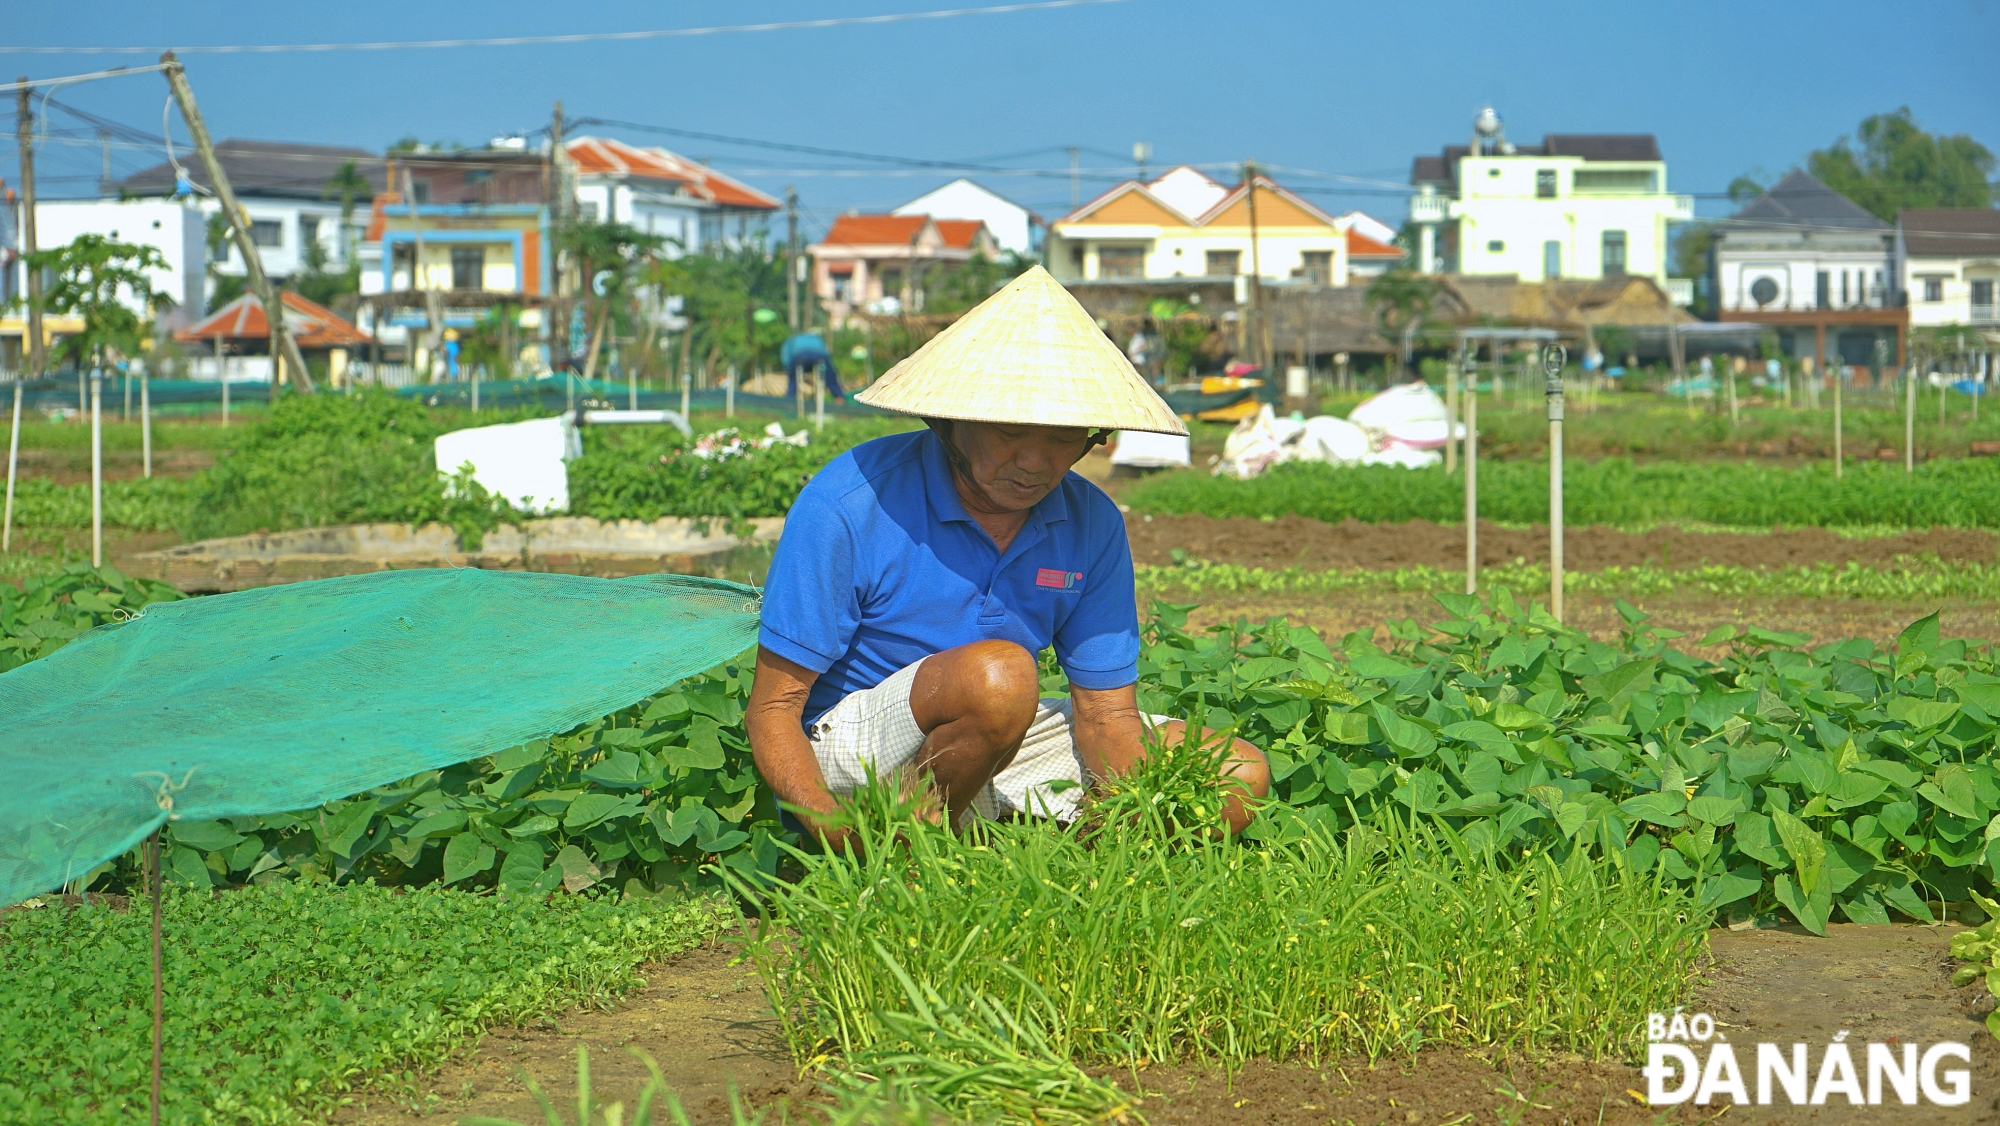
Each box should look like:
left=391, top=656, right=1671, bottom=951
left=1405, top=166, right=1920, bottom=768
left=1347, top=382, right=1462, bottom=450
left=434, top=415, right=581, bottom=514
left=1110, top=430, right=1191, bottom=469
left=1211, top=386, right=1458, bottom=477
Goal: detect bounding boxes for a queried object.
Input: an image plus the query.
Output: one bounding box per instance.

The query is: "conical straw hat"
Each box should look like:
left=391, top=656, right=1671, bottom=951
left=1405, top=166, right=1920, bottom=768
left=855, top=265, right=1187, bottom=435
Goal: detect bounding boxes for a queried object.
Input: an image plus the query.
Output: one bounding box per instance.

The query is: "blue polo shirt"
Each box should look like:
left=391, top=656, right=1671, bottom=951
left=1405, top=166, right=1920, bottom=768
left=758, top=429, right=1139, bottom=725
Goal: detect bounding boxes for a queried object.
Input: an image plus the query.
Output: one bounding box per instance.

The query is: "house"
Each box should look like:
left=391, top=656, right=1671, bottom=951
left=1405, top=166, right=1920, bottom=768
left=1046, top=166, right=1357, bottom=287
left=1713, top=169, right=1904, bottom=366
left=808, top=214, right=999, bottom=322
left=172, top=290, right=371, bottom=385
left=891, top=179, right=1042, bottom=256
left=565, top=135, right=780, bottom=252
left=1407, top=109, right=1692, bottom=284
left=1898, top=208, right=2000, bottom=343
left=1342, top=226, right=1405, bottom=279
left=354, top=146, right=551, bottom=367
left=117, top=139, right=388, bottom=294
left=5, top=198, right=207, bottom=337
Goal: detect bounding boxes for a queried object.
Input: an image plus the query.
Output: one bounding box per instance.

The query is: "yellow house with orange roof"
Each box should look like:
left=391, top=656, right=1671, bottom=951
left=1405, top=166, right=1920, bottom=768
left=1047, top=166, right=1389, bottom=288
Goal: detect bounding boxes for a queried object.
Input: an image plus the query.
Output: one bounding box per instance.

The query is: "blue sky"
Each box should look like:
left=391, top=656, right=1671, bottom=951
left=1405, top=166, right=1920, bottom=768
left=6, top=0, right=1997, bottom=235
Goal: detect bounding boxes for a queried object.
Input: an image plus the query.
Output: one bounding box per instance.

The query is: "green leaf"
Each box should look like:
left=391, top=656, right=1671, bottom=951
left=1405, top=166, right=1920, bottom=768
left=1919, top=765, right=1979, bottom=819
left=1732, top=811, right=1788, bottom=869
left=659, top=716, right=726, bottom=771
left=1888, top=698, right=1959, bottom=731
left=1772, top=871, right=1831, bottom=935
left=442, top=833, right=496, bottom=885
left=1896, top=612, right=1940, bottom=658
left=554, top=844, right=601, bottom=892
left=1769, top=807, right=1827, bottom=897
left=1489, top=702, right=1551, bottom=732
left=582, top=750, right=643, bottom=786
left=168, top=820, right=243, bottom=852
left=323, top=801, right=379, bottom=860
left=498, top=843, right=547, bottom=893
left=1698, top=866, right=1763, bottom=909
left=1440, top=720, right=1515, bottom=756
left=1554, top=802, right=1589, bottom=838
left=1881, top=879, right=1936, bottom=923
left=1687, top=795, right=1743, bottom=826
left=1837, top=888, right=1892, bottom=925
left=563, top=793, right=630, bottom=831
left=1350, top=653, right=1417, bottom=679
left=1322, top=711, right=1373, bottom=745
left=1619, top=790, right=1688, bottom=827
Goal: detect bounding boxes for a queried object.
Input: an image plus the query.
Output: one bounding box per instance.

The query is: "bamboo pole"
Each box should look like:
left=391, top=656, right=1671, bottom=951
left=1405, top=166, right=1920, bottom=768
left=141, top=369, right=152, bottom=478
left=1832, top=358, right=1843, bottom=479
left=1463, top=350, right=1478, bottom=595
left=90, top=371, right=103, bottom=567
left=1906, top=357, right=1917, bottom=473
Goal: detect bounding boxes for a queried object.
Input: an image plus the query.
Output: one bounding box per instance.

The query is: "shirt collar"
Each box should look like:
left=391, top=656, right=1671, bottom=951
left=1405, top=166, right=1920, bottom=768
left=920, top=428, right=1073, bottom=529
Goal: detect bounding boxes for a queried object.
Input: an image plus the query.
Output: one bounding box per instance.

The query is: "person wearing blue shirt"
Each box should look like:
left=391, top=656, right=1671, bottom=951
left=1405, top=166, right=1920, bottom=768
left=745, top=267, right=1267, bottom=851
left=781, top=332, right=846, bottom=401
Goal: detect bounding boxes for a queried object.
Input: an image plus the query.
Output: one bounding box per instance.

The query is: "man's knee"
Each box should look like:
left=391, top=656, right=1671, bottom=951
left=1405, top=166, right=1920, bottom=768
left=956, top=640, right=1040, bottom=728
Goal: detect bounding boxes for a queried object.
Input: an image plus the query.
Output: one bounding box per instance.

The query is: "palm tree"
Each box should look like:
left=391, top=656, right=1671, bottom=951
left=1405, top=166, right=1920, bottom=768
left=321, top=160, right=373, bottom=267
left=1365, top=269, right=1437, bottom=378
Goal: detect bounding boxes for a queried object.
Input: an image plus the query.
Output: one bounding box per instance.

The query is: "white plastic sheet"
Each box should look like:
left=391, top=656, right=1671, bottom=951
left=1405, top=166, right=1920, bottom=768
left=434, top=415, right=579, bottom=514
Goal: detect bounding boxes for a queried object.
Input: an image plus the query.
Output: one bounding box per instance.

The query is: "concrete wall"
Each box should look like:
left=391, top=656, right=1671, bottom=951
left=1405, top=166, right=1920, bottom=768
left=1442, top=155, right=1689, bottom=283
left=20, top=199, right=208, bottom=327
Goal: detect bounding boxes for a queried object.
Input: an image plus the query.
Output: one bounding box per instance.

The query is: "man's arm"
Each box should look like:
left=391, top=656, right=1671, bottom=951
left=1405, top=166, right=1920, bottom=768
left=1070, top=682, right=1270, bottom=834
left=745, top=645, right=856, bottom=851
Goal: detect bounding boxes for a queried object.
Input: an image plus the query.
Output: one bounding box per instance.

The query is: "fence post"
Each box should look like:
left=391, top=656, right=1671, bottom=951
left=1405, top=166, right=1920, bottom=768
left=1543, top=345, right=1568, bottom=623
left=1463, top=345, right=1478, bottom=595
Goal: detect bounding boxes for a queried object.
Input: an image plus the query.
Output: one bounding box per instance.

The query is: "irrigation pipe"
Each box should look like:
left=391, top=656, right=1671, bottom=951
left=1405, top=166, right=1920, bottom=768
left=2, top=379, right=19, bottom=552
left=1543, top=345, right=1568, bottom=623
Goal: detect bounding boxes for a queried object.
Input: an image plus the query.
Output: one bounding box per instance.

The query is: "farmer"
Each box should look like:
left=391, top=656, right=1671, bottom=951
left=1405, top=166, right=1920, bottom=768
left=746, top=267, right=1268, bottom=850
left=782, top=331, right=847, bottom=401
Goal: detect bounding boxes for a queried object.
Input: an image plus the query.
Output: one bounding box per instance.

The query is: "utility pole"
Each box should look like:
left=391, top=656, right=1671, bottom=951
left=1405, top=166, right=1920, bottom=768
left=160, top=52, right=316, bottom=393
left=1243, top=160, right=1269, bottom=373
left=16, top=82, right=44, bottom=382
left=550, top=101, right=570, bottom=371
left=402, top=168, right=443, bottom=381
left=786, top=184, right=800, bottom=332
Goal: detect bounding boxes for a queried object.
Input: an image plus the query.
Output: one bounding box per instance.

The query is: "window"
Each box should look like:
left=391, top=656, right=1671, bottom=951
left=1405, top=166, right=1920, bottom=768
left=249, top=220, right=283, bottom=248
left=1300, top=250, right=1332, bottom=284
left=1840, top=270, right=1850, bottom=305
left=1098, top=245, right=1145, bottom=278
left=300, top=217, right=320, bottom=247
left=1544, top=240, right=1561, bottom=278
left=1204, top=249, right=1240, bottom=277
left=1974, top=279, right=1995, bottom=309
left=1601, top=230, right=1626, bottom=274
left=1486, top=239, right=1505, bottom=253
left=1572, top=168, right=1657, bottom=193
left=830, top=273, right=851, bottom=302
left=450, top=246, right=484, bottom=291
left=1535, top=169, right=1557, bottom=198
left=1922, top=277, right=1944, bottom=302
left=878, top=268, right=903, bottom=297
left=1816, top=271, right=1830, bottom=309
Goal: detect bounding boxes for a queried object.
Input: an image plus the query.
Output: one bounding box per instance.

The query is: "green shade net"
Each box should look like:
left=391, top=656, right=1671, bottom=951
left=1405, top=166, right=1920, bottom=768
left=0, top=569, right=762, bottom=907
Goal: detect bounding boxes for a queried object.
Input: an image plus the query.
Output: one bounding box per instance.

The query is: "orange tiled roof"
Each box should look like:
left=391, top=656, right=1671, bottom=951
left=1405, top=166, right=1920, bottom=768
left=934, top=219, right=987, bottom=250
left=173, top=291, right=371, bottom=347
left=822, top=214, right=931, bottom=245
left=1347, top=229, right=1405, bottom=258
left=565, top=137, right=779, bottom=210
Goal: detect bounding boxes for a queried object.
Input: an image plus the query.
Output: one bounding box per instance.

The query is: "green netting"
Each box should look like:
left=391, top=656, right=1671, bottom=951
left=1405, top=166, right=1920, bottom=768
left=0, top=569, right=762, bottom=907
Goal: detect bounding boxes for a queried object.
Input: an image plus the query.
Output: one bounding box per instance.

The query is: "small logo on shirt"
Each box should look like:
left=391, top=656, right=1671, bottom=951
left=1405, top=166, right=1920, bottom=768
left=1036, top=568, right=1083, bottom=590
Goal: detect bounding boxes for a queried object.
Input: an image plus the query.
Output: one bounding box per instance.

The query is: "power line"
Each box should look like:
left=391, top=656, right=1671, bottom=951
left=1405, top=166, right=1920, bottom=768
left=1, top=0, right=1130, bottom=55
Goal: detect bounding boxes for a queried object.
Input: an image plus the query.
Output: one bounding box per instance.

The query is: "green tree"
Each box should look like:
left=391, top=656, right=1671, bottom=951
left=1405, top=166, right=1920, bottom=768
left=648, top=243, right=788, bottom=380
left=321, top=159, right=373, bottom=263
left=17, top=234, right=170, bottom=370
left=560, top=219, right=670, bottom=373
left=1807, top=107, right=1996, bottom=221
left=1364, top=269, right=1437, bottom=376
left=922, top=249, right=1033, bottom=315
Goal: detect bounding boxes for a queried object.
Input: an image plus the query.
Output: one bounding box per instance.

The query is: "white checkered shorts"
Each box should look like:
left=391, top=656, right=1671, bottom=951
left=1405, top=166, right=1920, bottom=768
left=807, top=657, right=1164, bottom=823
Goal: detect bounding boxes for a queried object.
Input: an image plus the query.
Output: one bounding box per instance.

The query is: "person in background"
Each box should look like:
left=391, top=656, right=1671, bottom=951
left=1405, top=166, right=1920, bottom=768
left=783, top=332, right=847, bottom=401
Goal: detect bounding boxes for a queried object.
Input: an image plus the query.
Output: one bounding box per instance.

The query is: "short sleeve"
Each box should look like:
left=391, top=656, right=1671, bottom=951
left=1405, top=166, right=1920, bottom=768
left=1053, top=492, right=1139, bottom=689
left=757, top=485, right=860, bottom=674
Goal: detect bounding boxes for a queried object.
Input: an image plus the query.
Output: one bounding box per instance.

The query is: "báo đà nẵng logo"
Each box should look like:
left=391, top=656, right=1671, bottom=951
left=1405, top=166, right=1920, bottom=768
left=1643, top=1009, right=1971, bottom=1108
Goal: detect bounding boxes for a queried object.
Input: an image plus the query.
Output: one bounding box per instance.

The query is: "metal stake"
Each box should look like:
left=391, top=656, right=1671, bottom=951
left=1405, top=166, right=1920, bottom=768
left=725, top=365, right=736, bottom=418
left=1832, top=356, right=1843, bottom=479
left=1544, top=345, right=1568, bottom=623
left=1906, top=355, right=1918, bottom=473
left=2, top=379, right=19, bottom=553
left=815, top=365, right=825, bottom=431
left=1463, top=350, right=1478, bottom=595
left=1444, top=359, right=1458, bottom=473
left=141, top=370, right=152, bottom=478
left=91, top=371, right=103, bottom=568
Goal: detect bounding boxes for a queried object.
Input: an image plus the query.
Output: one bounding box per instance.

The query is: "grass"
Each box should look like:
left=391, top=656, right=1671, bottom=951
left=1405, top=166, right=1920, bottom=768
left=0, top=882, right=730, bottom=1126
left=1124, top=456, right=2000, bottom=530
left=1135, top=556, right=2000, bottom=601
left=743, top=783, right=1704, bottom=1123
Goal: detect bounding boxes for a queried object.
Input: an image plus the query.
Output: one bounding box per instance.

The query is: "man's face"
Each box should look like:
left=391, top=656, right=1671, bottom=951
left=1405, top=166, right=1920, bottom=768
left=950, top=421, right=1093, bottom=512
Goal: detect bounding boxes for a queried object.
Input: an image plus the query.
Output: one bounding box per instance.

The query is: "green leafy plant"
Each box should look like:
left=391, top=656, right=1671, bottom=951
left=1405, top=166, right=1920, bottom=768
left=1947, top=891, right=2000, bottom=1040
left=0, top=561, right=183, bottom=673
left=0, top=883, right=728, bottom=1125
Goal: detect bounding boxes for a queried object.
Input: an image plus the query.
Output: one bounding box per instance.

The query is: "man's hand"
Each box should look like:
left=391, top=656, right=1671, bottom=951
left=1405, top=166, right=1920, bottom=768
left=1070, top=683, right=1271, bottom=834
left=745, top=646, right=858, bottom=852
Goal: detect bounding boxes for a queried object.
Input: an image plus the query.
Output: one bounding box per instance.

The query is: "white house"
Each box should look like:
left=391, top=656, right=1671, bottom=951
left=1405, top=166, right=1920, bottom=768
left=118, top=139, right=385, bottom=294
left=10, top=198, right=207, bottom=328
left=1408, top=109, right=1692, bottom=284
left=1713, top=170, right=1904, bottom=367
left=566, top=136, right=780, bottom=253
left=891, top=178, right=1041, bottom=257
left=1899, top=208, right=2000, bottom=340
left=1046, top=167, right=1358, bottom=286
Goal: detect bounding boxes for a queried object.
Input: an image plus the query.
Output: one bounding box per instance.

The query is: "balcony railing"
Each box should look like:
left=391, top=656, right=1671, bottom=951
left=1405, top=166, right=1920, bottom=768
left=1973, top=304, right=1998, bottom=325
left=1409, top=193, right=1449, bottom=224
left=1665, top=278, right=1694, bottom=307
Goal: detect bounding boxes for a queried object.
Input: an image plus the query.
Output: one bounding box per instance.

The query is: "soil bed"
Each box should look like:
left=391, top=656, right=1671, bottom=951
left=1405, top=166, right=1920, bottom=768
left=1126, top=513, right=2000, bottom=573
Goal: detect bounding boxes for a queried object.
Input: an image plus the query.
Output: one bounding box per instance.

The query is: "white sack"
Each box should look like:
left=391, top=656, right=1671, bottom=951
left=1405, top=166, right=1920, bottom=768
left=434, top=415, right=579, bottom=514
left=1214, top=404, right=1287, bottom=479
left=1360, top=446, right=1443, bottom=469
left=1348, top=382, right=1448, bottom=429
left=1299, top=415, right=1371, bottom=465
left=1111, top=430, right=1191, bottom=468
